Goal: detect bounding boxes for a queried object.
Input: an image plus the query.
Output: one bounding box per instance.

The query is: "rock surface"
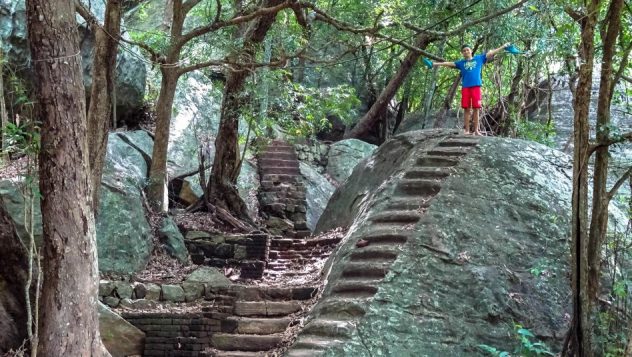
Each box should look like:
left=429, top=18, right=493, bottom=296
left=326, top=139, right=377, bottom=183
left=158, top=217, right=190, bottom=264
left=300, top=130, right=574, bottom=356
left=299, top=162, right=336, bottom=231
left=98, top=132, right=153, bottom=273
left=99, top=302, right=145, bottom=357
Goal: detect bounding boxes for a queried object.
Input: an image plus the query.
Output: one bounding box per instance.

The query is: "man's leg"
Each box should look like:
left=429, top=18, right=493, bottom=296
left=473, top=108, right=481, bottom=135
left=463, top=109, right=471, bottom=134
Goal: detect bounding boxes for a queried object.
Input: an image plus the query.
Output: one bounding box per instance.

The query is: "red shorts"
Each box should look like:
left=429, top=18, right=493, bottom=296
left=461, top=86, right=482, bottom=108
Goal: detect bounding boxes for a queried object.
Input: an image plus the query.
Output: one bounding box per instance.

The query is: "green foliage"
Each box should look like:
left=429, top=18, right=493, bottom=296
left=515, top=120, right=556, bottom=147
left=478, top=324, right=556, bottom=357
left=3, top=121, right=40, bottom=156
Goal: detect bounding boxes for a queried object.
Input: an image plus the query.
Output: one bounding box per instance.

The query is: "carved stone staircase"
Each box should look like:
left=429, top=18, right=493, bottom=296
left=286, top=135, right=480, bottom=356
left=258, top=141, right=310, bottom=239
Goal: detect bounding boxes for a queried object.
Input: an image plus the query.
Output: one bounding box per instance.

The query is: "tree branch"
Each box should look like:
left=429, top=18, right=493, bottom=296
left=75, top=0, right=100, bottom=26
left=607, top=166, right=632, bottom=202
left=621, top=75, right=632, bottom=84
left=178, top=1, right=293, bottom=48
left=589, top=131, right=632, bottom=154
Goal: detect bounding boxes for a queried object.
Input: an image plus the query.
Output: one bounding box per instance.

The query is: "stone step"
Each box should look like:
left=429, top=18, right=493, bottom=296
left=233, top=301, right=302, bottom=317
left=291, top=335, right=345, bottom=352
left=259, top=166, right=301, bottom=175
left=263, top=145, right=295, bottom=152
left=331, top=279, right=380, bottom=298
left=234, top=286, right=318, bottom=301
left=369, top=210, right=421, bottom=224
left=403, top=167, right=454, bottom=179
left=259, top=152, right=297, bottom=161
left=386, top=197, right=432, bottom=211
left=211, top=351, right=267, bottom=357
left=317, top=296, right=370, bottom=318
left=350, top=245, right=400, bottom=261
left=438, top=137, right=480, bottom=147
left=286, top=349, right=325, bottom=357
left=260, top=173, right=301, bottom=183
left=427, top=146, right=471, bottom=157
left=394, top=179, right=441, bottom=196
left=223, top=316, right=291, bottom=334
left=341, top=261, right=390, bottom=279
left=415, top=155, right=460, bottom=167
left=360, top=231, right=408, bottom=245
left=301, top=318, right=356, bottom=338
left=211, top=333, right=283, bottom=351
left=258, top=158, right=299, bottom=168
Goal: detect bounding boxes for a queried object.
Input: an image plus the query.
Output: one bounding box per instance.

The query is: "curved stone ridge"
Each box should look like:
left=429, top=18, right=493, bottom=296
left=286, top=135, right=480, bottom=356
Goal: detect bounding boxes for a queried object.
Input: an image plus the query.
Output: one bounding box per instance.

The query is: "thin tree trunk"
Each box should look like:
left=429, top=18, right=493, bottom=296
left=345, top=34, right=432, bottom=139
left=206, top=0, right=283, bottom=221
left=87, top=0, right=121, bottom=211
left=587, top=0, right=623, bottom=301
left=147, top=69, right=179, bottom=211
left=26, top=0, right=109, bottom=355
left=564, top=2, right=601, bottom=356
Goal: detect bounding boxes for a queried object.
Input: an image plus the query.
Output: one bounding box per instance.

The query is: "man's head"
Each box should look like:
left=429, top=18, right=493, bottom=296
left=461, top=44, right=473, bottom=59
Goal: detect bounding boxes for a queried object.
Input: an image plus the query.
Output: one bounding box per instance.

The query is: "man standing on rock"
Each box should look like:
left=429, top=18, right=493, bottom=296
left=432, top=43, right=510, bottom=135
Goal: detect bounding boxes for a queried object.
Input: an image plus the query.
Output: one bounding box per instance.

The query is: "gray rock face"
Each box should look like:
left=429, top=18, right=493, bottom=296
left=305, top=130, right=574, bottom=355
left=98, top=302, right=145, bottom=357
left=299, top=162, right=335, bottom=231
left=0, top=0, right=146, bottom=116
left=0, top=180, right=42, bottom=246
left=326, top=139, right=377, bottom=183
left=97, top=132, right=153, bottom=273
left=158, top=217, right=189, bottom=264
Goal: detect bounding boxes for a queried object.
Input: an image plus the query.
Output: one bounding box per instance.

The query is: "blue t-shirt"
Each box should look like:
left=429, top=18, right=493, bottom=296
left=454, top=53, right=487, bottom=88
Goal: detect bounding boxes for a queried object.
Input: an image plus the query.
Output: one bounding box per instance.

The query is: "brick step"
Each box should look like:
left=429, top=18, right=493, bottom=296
left=386, top=197, right=432, bottom=211
left=331, top=279, right=380, bottom=298
left=369, top=210, right=422, bottom=224
left=301, top=318, right=356, bottom=338
left=259, top=152, right=297, bottom=161
left=403, top=167, right=454, bottom=179
left=223, top=316, right=291, bottom=334
left=427, top=146, right=471, bottom=157
left=211, top=333, right=283, bottom=351
left=286, top=349, right=326, bottom=357
left=236, top=286, right=317, bottom=301
left=259, top=166, right=301, bottom=175
left=233, top=301, right=302, bottom=317
left=260, top=174, right=301, bottom=183
left=438, top=137, right=480, bottom=147
left=291, top=230, right=311, bottom=238
left=258, top=158, right=299, bottom=168
left=415, top=155, right=460, bottom=167
left=209, top=351, right=267, bottom=357
left=341, top=261, right=390, bottom=279
left=262, top=145, right=295, bottom=153
left=394, top=179, right=441, bottom=196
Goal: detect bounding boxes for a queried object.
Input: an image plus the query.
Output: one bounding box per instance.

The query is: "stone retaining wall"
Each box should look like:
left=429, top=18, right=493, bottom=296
left=184, top=231, right=270, bottom=279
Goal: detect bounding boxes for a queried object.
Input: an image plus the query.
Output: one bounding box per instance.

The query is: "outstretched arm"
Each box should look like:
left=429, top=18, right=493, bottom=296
left=486, top=42, right=511, bottom=60
left=433, top=61, right=457, bottom=68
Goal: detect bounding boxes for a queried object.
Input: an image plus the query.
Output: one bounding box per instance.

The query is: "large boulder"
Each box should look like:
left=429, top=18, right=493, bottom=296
left=299, top=162, right=335, bottom=231
left=300, top=130, right=576, bottom=355
left=0, top=0, right=146, bottom=117
left=0, top=179, right=42, bottom=246
left=326, top=139, right=376, bottom=183
left=98, top=302, right=145, bottom=357
left=97, top=131, right=153, bottom=273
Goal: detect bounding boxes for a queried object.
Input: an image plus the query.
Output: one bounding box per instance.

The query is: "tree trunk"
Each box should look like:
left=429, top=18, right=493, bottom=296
left=205, top=0, right=284, bottom=221
left=587, top=0, right=623, bottom=302
left=345, top=34, right=432, bottom=140
left=564, top=1, right=601, bottom=356
left=87, top=0, right=121, bottom=211
left=147, top=68, right=179, bottom=211
left=433, top=76, right=460, bottom=128
left=26, top=0, right=109, bottom=355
